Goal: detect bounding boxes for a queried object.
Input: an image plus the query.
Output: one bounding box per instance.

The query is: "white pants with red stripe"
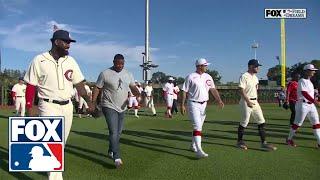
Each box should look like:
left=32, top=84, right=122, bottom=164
left=15, top=97, right=26, bottom=116
left=38, top=99, right=73, bottom=180
left=288, top=101, right=320, bottom=145
left=128, top=96, right=139, bottom=108
left=294, top=102, right=319, bottom=126
left=188, top=101, right=207, bottom=131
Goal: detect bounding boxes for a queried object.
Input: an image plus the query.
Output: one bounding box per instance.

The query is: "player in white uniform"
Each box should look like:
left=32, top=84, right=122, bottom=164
left=171, top=82, right=180, bottom=114
left=181, top=58, right=224, bottom=158
left=286, top=64, right=320, bottom=148
left=24, top=29, right=90, bottom=180
left=237, top=59, right=276, bottom=151
left=11, top=77, right=26, bottom=116
left=163, top=77, right=175, bottom=118
left=144, top=81, right=157, bottom=116
left=128, top=91, right=140, bottom=118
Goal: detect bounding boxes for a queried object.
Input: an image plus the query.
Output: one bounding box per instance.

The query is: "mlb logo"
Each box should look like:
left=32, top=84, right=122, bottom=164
left=9, top=116, right=64, bottom=172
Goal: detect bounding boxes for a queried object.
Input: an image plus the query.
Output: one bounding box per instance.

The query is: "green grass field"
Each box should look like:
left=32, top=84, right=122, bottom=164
left=1, top=104, right=319, bottom=180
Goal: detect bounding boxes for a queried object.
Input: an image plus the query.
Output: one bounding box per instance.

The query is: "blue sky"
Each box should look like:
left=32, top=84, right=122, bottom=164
left=0, top=0, right=319, bottom=83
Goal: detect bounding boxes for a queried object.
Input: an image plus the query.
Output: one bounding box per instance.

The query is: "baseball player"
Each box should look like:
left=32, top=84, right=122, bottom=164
left=285, top=72, right=300, bottom=125
left=286, top=64, right=320, bottom=148
left=181, top=58, right=224, bottom=158
left=171, top=82, right=180, bottom=114
left=11, top=77, right=26, bottom=116
left=237, top=59, right=276, bottom=151
left=163, top=77, right=175, bottom=118
left=144, top=81, right=157, bottom=116
left=128, top=91, right=140, bottom=118
left=24, top=29, right=90, bottom=180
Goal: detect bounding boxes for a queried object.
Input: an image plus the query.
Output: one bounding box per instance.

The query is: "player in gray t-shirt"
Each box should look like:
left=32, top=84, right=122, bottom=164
left=90, top=54, right=140, bottom=168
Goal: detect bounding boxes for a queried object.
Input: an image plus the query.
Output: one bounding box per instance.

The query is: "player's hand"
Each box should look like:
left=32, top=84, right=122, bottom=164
left=246, top=101, right=255, bottom=108
left=181, top=105, right=186, bottom=115
left=217, top=101, right=224, bottom=109
left=87, top=101, right=95, bottom=113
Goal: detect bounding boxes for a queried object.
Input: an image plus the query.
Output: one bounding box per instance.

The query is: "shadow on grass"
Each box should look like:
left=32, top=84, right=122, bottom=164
left=150, top=129, right=268, bottom=152
left=72, top=130, right=196, bottom=160
left=0, top=146, right=46, bottom=179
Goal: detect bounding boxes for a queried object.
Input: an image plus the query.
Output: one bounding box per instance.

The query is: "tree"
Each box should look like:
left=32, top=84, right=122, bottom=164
left=206, top=69, right=222, bottom=85
left=151, top=71, right=167, bottom=84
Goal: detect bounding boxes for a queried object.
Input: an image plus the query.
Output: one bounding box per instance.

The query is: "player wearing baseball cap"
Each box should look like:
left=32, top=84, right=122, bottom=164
left=237, top=59, right=277, bottom=151
left=286, top=64, right=320, bottom=148
left=144, top=81, right=157, bottom=116
left=11, top=77, right=26, bottom=116
left=181, top=58, right=224, bottom=158
left=24, top=29, right=90, bottom=180
left=163, top=77, right=175, bottom=118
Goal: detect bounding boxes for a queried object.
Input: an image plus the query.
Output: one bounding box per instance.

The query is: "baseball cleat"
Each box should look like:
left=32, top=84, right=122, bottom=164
left=261, top=142, right=277, bottom=151
left=236, top=141, right=248, bottom=150
left=135, top=115, right=139, bottom=118
left=286, top=139, right=297, bottom=147
left=114, top=159, right=123, bottom=169
left=196, top=151, right=208, bottom=159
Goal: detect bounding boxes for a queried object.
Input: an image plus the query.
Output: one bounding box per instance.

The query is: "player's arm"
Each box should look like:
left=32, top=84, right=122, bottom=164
left=75, top=81, right=91, bottom=103
left=180, top=91, right=187, bottom=115
left=239, top=87, right=254, bottom=108
left=286, top=84, right=290, bottom=103
left=25, top=83, right=36, bottom=116
left=209, top=88, right=224, bottom=109
left=129, top=84, right=140, bottom=97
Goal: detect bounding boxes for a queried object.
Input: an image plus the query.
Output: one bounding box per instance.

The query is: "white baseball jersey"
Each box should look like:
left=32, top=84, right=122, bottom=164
left=144, top=85, right=153, bottom=96
left=182, top=72, right=215, bottom=102
left=24, top=52, right=85, bottom=101
left=163, top=82, right=175, bottom=95
left=173, top=86, right=180, bottom=100
left=238, top=72, right=265, bottom=127
left=239, top=72, right=259, bottom=99
left=12, top=83, right=27, bottom=97
left=297, top=78, right=315, bottom=102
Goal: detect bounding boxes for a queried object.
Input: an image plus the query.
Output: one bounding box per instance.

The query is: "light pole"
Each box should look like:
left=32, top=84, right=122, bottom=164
left=251, top=41, right=259, bottom=59
left=140, top=0, right=158, bottom=84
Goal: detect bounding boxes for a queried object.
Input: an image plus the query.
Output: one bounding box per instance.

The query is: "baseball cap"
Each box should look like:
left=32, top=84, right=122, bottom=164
left=195, top=58, right=210, bottom=66
left=303, top=64, right=318, bottom=71
left=168, top=77, right=174, bottom=81
left=248, top=59, right=262, bottom=67
left=18, top=77, right=24, bottom=81
left=51, top=30, right=76, bottom=42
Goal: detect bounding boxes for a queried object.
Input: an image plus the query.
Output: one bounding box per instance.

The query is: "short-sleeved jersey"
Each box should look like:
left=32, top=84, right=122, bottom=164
left=24, top=52, right=85, bottom=101
left=287, top=81, right=298, bottom=102
left=297, top=78, right=315, bottom=102
left=163, top=82, right=174, bottom=95
left=173, top=86, right=180, bottom=100
left=238, top=72, right=259, bottom=99
left=96, top=67, right=135, bottom=112
left=144, top=85, right=153, bottom=96
left=182, top=72, right=215, bottom=102
left=12, top=83, right=26, bottom=96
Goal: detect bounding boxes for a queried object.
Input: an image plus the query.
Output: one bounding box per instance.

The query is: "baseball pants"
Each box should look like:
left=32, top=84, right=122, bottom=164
left=128, top=97, right=139, bottom=108
left=145, top=96, right=156, bottom=114
left=289, top=101, right=320, bottom=144
left=166, top=94, right=174, bottom=108
left=239, top=99, right=265, bottom=127
left=38, top=99, right=73, bottom=180
left=15, top=97, right=26, bottom=116
left=188, top=101, right=207, bottom=131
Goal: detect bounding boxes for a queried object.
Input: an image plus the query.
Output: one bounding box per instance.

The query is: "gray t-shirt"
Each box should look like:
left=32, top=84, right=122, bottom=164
left=96, top=67, right=135, bottom=112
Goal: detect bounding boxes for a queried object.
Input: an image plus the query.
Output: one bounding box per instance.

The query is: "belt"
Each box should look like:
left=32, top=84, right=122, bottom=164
left=250, top=98, right=257, bottom=100
left=42, top=98, right=69, bottom=105
left=191, top=100, right=207, bottom=104
left=303, top=100, right=312, bottom=104
left=16, top=96, right=24, bottom=98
